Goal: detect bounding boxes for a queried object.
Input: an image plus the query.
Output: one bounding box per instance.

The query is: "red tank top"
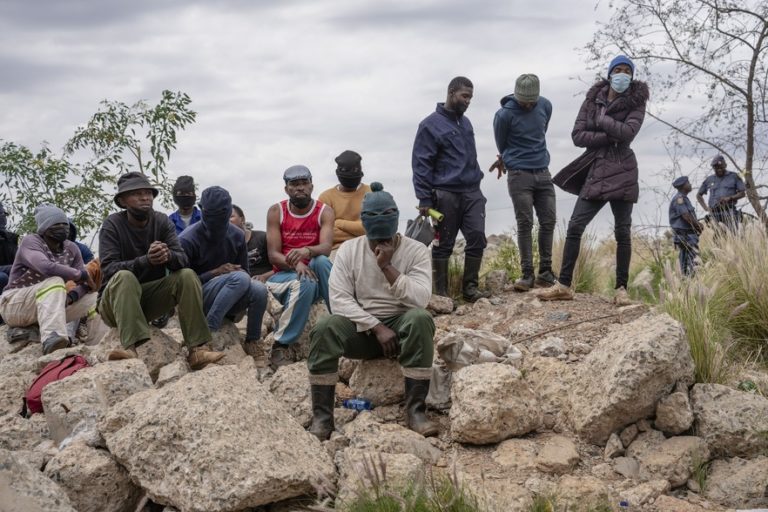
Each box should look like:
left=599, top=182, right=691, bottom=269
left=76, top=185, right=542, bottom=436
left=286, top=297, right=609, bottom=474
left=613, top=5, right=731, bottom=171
left=275, top=199, right=325, bottom=271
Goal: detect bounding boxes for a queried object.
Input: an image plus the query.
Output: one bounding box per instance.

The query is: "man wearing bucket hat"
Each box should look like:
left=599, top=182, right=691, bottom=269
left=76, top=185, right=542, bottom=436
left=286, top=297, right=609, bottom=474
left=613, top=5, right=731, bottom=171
left=306, top=182, right=437, bottom=440
left=98, top=171, right=224, bottom=369
left=669, top=176, right=704, bottom=275
left=0, top=205, right=97, bottom=354
left=696, top=154, right=746, bottom=230
left=266, top=165, right=334, bottom=368
left=317, top=150, right=372, bottom=257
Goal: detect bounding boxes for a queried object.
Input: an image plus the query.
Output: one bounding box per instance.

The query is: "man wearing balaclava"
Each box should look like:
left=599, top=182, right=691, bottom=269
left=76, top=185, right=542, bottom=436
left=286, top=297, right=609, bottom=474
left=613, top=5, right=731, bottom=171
left=179, top=187, right=268, bottom=354
left=0, top=205, right=97, bottom=355
left=318, top=150, right=372, bottom=255
left=306, top=182, right=438, bottom=441
left=168, top=175, right=201, bottom=235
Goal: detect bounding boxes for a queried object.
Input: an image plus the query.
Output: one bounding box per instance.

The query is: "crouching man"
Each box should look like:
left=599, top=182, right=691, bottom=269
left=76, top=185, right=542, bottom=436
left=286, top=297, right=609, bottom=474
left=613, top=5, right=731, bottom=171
left=98, top=172, right=224, bottom=369
left=307, top=182, right=437, bottom=440
left=0, top=205, right=97, bottom=354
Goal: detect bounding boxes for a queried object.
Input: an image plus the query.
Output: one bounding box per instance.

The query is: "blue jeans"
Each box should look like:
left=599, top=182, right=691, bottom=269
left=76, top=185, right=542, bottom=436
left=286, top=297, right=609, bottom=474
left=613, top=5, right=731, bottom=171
left=202, top=271, right=268, bottom=342
left=266, top=255, right=332, bottom=345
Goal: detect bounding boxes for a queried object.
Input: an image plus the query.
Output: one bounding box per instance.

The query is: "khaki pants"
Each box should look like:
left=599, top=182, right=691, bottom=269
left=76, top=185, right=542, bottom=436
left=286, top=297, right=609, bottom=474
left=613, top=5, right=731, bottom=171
left=0, top=277, right=97, bottom=342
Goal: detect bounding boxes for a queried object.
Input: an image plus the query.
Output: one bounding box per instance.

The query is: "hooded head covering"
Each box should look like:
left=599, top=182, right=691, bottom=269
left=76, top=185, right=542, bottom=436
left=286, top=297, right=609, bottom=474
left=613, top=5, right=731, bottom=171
left=361, top=182, right=399, bottom=240
left=34, top=205, right=68, bottom=235
left=335, top=150, right=363, bottom=188
left=199, top=186, right=232, bottom=240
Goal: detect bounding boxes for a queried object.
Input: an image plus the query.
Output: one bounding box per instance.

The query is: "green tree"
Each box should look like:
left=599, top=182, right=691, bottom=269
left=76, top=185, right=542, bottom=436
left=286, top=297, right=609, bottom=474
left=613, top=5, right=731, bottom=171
left=0, top=90, right=196, bottom=234
left=586, top=0, right=768, bottom=222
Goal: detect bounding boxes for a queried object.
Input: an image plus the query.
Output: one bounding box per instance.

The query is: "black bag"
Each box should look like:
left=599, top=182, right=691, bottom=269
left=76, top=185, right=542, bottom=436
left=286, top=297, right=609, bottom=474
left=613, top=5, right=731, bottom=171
left=553, top=150, right=596, bottom=196
left=405, top=216, right=434, bottom=246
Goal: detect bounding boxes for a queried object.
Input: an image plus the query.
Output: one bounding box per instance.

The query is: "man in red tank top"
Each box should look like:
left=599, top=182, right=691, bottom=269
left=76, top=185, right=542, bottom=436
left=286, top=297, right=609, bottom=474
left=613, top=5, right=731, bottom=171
left=266, top=165, right=334, bottom=369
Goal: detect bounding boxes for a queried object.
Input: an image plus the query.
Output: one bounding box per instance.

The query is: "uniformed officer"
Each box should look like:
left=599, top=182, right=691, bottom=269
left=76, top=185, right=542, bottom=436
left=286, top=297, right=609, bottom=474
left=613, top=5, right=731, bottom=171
left=670, top=176, right=704, bottom=276
left=696, top=154, right=746, bottom=230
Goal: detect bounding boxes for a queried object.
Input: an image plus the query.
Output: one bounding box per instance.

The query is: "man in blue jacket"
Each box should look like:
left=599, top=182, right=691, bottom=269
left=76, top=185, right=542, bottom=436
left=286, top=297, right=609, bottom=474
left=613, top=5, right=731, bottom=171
left=491, top=74, right=556, bottom=292
left=412, top=76, right=488, bottom=302
left=179, top=187, right=268, bottom=354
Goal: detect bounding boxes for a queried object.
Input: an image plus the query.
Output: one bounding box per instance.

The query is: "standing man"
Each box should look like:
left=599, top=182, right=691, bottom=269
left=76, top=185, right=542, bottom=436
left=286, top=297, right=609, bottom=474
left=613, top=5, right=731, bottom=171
left=412, top=76, right=488, bottom=302
left=696, top=154, right=746, bottom=231
left=98, top=172, right=223, bottom=369
left=180, top=187, right=268, bottom=353
left=318, top=150, right=372, bottom=256
left=168, top=175, right=201, bottom=235
left=307, top=182, right=437, bottom=440
left=266, top=165, right=334, bottom=368
left=669, top=176, right=704, bottom=276
left=491, top=74, right=556, bottom=291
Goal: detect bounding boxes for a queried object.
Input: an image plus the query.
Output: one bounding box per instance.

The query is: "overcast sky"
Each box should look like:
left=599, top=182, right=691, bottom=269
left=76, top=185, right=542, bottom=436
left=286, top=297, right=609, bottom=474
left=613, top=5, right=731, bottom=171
left=1, top=0, right=694, bottom=242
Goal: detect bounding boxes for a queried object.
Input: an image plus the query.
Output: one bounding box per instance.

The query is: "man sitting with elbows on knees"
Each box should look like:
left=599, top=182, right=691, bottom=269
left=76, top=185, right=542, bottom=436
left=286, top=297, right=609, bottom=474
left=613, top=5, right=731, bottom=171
left=307, top=182, right=438, bottom=440
left=0, top=205, right=97, bottom=354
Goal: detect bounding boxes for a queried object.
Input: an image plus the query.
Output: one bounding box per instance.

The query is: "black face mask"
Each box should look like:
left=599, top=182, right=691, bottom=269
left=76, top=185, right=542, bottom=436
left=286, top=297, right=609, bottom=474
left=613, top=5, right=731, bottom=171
left=127, top=207, right=151, bottom=222
left=47, top=226, right=69, bottom=243
left=174, top=195, right=196, bottom=209
left=338, top=176, right=362, bottom=189
left=290, top=196, right=312, bottom=209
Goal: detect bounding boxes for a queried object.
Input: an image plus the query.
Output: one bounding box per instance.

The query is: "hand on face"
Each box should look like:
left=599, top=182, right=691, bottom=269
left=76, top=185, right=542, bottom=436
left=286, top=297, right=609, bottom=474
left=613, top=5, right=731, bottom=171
left=373, top=239, right=395, bottom=269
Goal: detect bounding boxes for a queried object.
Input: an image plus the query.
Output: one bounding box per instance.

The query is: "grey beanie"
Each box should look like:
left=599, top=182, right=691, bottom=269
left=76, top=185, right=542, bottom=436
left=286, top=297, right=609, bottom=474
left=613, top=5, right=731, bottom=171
left=34, top=205, right=68, bottom=234
left=515, top=74, right=540, bottom=103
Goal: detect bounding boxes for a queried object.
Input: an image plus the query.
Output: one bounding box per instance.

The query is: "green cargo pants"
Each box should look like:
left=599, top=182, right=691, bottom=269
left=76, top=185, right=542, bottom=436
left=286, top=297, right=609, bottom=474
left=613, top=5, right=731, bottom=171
left=307, top=308, right=435, bottom=379
left=99, top=269, right=212, bottom=349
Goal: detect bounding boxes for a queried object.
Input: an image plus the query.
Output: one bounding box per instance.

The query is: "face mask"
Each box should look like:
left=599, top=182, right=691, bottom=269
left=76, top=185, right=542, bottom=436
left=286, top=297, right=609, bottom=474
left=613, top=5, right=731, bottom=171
left=610, top=72, right=631, bottom=93
left=338, top=176, right=362, bottom=189
left=290, top=196, right=312, bottom=209
left=174, top=195, right=196, bottom=209
left=127, top=207, right=151, bottom=222
left=47, top=226, right=69, bottom=243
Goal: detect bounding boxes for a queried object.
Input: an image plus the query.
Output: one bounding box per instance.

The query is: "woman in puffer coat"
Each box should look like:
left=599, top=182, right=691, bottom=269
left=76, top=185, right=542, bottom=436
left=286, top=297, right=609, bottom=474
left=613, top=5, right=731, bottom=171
left=540, top=55, right=649, bottom=305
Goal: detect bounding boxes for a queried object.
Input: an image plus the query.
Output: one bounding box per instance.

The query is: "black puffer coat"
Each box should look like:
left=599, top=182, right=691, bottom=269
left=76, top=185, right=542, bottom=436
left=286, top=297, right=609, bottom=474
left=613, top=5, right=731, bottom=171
left=571, top=79, right=649, bottom=202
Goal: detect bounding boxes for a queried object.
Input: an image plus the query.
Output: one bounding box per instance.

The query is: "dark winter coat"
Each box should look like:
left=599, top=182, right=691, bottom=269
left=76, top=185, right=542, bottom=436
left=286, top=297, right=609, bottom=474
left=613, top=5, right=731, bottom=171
left=555, top=79, right=649, bottom=202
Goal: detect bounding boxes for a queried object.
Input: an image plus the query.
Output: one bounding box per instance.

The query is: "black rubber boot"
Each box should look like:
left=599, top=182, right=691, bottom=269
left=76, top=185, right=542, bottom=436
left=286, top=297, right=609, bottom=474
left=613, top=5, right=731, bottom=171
left=404, top=378, right=438, bottom=437
left=432, top=258, right=450, bottom=297
left=462, top=256, right=490, bottom=302
left=308, top=384, right=335, bottom=441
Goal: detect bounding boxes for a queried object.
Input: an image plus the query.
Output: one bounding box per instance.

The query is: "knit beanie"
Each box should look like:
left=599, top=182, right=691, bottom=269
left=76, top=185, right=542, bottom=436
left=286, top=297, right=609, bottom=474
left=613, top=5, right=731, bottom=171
left=361, top=182, right=399, bottom=240
left=34, top=205, right=68, bottom=235
left=608, top=55, right=635, bottom=78
left=172, top=175, right=195, bottom=196
left=335, top=150, right=363, bottom=176
left=514, top=74, right=540, bottom=103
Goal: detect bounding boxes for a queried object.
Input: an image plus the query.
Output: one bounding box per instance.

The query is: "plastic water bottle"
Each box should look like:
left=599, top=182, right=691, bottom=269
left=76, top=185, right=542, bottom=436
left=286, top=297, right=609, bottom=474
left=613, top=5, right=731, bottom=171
left=619, top=500, right=630, bottom=510
left=342, top=398, right=373, bottom=411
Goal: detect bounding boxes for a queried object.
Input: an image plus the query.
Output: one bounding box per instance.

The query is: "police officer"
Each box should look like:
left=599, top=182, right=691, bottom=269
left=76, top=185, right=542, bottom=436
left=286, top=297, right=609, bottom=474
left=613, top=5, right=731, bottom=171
left=696, top=154, right=746, bottom=230
left=670, top=176, right=704, bottom=276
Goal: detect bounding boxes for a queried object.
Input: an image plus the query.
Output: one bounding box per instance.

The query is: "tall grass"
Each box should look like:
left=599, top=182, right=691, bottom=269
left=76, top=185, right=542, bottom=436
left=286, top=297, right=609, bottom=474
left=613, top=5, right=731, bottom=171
left=551, top=229, right=603, bottom=293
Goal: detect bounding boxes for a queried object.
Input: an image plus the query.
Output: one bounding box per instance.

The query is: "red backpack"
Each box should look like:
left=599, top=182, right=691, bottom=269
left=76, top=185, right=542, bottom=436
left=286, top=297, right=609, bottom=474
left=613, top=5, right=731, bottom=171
left=21, top=355, right=90, bottom=417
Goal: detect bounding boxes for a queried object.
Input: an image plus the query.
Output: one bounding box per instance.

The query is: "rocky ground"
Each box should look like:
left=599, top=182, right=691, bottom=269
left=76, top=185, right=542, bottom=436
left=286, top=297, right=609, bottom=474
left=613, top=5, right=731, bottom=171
left=1, top=278, right=767, bottom=512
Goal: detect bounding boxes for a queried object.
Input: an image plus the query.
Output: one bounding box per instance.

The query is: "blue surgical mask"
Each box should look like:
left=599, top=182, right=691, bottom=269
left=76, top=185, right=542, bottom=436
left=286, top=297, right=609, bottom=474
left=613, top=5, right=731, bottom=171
left=610, top=72, right=632, bottom=93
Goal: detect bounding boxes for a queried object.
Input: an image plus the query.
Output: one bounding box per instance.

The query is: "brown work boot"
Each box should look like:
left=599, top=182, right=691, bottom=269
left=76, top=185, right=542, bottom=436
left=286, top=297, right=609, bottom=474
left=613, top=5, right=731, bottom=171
left=613, top=286, right=633, bottom=307
left=187, top=344, right=225, bottom=370
left=108, top=346, right=138, bottom=361
left=243, top=340, right=267, bottom=365
left=537, top=282, right=574, bottom=301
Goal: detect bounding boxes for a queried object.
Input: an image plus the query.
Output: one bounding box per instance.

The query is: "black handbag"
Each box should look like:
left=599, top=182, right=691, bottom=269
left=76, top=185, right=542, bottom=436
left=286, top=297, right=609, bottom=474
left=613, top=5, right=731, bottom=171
left=405, top=215, right=434, bottom=246
left=553, top=149, right=596, bottom=195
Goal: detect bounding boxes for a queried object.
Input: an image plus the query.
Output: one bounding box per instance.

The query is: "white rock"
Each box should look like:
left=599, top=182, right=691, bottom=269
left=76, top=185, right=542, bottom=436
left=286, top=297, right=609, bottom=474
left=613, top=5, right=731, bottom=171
left=604, top=432, right=625, bottom=460
left=450, top=363, right=541, bottom=444
left=0, top=448, right=76, bottom=511
left=427, top=294, right=455, bottom=315
left=655, top=391, right=694, bottom=435
left=99, top=365, right=335, bottom=512
left=621, top=479, right=670, bottom=507
left=691, top=383, right=768, bottom=457
left=532, top=336, right=565, bottom=357
left=348, top=359, right=403, bottom=406
left=335, top=448, right=424, bottom=507
left=342, top=412, right=441, bottom=464
left=704, top=456, right=768, bottom=509
left=0, top=413, right=49, bottom=451
left=556, top=475, right=608, bottom=508
left=569, top=312, right=694, bottom=444
left=619, top=423, right=639, bottom=447
left=613, top=456, right=640, bottom=479
left=156, top=360, right=189, bottom=388
left=626, top=429, right=666, bottom=460
left=638, top=436, right=710, bottom=487
left=44, top=441, right=141, bottom=512
left=492, top=438, right=538, bottom=471
left=535, top=435, right=580, bottom=475
left=268, top=361, right=312, bottom=427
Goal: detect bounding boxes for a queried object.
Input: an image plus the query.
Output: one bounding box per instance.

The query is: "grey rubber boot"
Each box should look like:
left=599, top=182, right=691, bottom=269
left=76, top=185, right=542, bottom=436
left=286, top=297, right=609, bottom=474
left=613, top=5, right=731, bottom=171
left=404, top=377, right=438, bottom=437
left=308, top=384, right=335, bottom=441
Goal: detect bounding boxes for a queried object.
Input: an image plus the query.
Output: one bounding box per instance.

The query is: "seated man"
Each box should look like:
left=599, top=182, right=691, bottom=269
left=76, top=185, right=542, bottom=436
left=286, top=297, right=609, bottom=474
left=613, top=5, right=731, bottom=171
left=317, top=150, right=371, bottom=256
left=0, top=205, right=97, bottom=354
left=180, top=187, right=268, bottom=353
left=67, top=218, right=94, bottom=264
left=266, top=165, right=334, bottom=368
left=230, top=204, right=273, bottom=282
left=307, top=182, right=438, bottom=440
left=98, top=172, right=223, bottom=369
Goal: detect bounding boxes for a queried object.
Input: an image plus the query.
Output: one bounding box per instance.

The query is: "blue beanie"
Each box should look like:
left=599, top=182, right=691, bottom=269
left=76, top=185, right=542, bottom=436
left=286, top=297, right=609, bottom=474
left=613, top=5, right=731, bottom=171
left=361, top=182, right=399, bottom=240
left=608, top=55, right=635, bottom=78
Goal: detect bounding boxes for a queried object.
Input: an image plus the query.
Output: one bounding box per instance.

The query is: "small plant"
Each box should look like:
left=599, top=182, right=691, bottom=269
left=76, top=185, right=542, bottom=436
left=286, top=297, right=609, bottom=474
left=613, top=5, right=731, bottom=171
left=447, top=255, right=464, bottom=299
left=551, top=229, right=603, bottom=294
left=528, top=493, right=556, bottom=512
left=691, top=455, right=710, bottom=493
left=484, top=235, right=522, bottom=282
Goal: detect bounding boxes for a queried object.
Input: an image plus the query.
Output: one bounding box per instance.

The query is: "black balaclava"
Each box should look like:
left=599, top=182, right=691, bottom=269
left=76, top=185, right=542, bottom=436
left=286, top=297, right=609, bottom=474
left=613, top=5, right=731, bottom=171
left=199, top=186, right=233, bottom=241
left=335, top=150, right=363, bottom=189
left=172, top=175, right=196, bottom=209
